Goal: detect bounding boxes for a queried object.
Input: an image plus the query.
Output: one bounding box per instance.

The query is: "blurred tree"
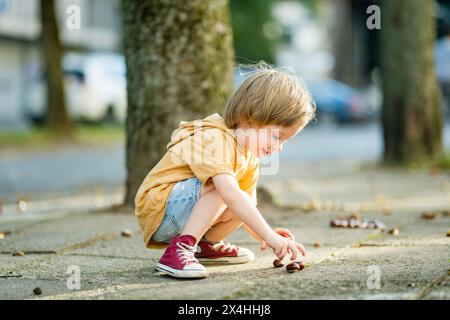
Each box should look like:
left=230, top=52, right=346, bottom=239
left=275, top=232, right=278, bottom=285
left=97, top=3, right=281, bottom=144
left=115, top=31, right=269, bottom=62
left=40, top=0, right=73, bottom=136
left=381, top=0, right=442, bottom=164
left=229, top=0, right=278, bottom=64
left=331, top=0, right=380, bottom=87
left=122, top=0, right=234, bottom=207
left=331, top=0, right=355, bottom=85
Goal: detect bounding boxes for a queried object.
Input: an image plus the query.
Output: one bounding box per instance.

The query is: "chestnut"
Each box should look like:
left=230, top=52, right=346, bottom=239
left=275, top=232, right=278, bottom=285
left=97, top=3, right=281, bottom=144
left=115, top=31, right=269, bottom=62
left=33, top=287, right=42, bottom=295
left=286, top=261, right=306, bottom=273
left=330, top=219, right=341, bottom=227
left=13, top=250, right=25, bottom=257
left=273, top=259, right=284, bottom=268
left=286, top=262, right=300, bottom=273
left=374, top=221, right=386, bottom=230
left=349, top=219, right=359, bottom=228
left=367, top=221, right=376, bottom=229
left=359, top=221, right=368, bottom=229
left=121, top=229, right=132, bottom=237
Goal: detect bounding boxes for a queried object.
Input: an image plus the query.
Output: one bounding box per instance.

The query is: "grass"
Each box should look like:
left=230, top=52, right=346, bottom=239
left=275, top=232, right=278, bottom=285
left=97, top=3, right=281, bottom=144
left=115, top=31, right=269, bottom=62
left=433, top=153, right=450, bottom=170
left=0, top=123, right=124, bottom=151
left=408, top=153, right=450, bottom=172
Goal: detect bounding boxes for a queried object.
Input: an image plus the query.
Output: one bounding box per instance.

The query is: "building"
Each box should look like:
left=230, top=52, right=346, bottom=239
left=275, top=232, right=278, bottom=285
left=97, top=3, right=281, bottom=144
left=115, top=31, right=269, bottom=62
left=0, top=0, right=122, bottom=128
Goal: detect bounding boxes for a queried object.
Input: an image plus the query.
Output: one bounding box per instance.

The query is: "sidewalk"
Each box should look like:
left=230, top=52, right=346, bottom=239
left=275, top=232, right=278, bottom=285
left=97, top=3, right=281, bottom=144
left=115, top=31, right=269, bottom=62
left=0, top=160, right=449, bottom=300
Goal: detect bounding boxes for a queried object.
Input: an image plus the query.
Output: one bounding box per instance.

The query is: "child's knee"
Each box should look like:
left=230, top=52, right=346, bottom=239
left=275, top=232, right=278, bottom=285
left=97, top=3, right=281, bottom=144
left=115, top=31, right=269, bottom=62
left=218, top=208, right=241, bottom=224
left=197, top=189, right=227, bottom=215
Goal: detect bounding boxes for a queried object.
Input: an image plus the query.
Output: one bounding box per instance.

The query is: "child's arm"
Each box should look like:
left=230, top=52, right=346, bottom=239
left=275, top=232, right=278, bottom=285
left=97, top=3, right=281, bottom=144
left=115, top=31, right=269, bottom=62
left=243, top=224, right=296, bottom=250
left=242, top=223, right=264, bottom=243
left=212, top=173, right=306, bottom=260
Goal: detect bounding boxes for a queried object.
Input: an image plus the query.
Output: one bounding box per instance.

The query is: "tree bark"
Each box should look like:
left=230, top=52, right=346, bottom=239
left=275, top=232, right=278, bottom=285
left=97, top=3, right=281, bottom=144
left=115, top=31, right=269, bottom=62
left=122, top=0, right=234, bottom=207
left=381, top=0, right=442, bottom=164
left=40, top=0, right=73, bottom=136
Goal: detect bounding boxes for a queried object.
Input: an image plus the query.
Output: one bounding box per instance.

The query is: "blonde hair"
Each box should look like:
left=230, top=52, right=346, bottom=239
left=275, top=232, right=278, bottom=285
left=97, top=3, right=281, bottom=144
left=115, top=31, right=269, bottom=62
left=223, top=63, right=316, bottom=129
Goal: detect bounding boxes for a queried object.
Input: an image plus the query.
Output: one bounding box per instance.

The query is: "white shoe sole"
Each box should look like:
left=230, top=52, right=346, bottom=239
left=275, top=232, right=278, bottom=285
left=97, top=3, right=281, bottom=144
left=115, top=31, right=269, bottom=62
left=155, top=263, right=208, bottom=279
left=197, top=253, right=255, bottom=265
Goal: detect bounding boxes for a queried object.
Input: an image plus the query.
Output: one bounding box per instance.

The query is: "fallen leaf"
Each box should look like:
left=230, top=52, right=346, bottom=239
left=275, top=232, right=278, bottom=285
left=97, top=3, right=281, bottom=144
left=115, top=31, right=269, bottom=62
left=17, top=200, right=27, bottom=213
left=388, top=227, right=400, bottom=236
left=421, top=211, right=437, bottom=220
left=349, top=212, right=361, bottom=220
left=0, top=231, right=11, bottom=239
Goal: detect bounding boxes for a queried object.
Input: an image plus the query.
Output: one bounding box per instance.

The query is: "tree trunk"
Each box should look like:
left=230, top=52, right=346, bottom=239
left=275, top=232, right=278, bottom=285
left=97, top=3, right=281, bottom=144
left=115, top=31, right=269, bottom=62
left=122, top=0, right=234, bottom=207
left=40, top=0, right=73, bottom=136
left=331, top=0, right=354, bottom=85
left=381, top=0, right=442, bottom=164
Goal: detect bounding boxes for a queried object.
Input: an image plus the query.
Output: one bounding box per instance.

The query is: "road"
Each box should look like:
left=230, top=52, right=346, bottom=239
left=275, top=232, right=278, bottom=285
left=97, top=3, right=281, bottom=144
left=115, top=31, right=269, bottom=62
left=1, top=120, right=450, bottom=203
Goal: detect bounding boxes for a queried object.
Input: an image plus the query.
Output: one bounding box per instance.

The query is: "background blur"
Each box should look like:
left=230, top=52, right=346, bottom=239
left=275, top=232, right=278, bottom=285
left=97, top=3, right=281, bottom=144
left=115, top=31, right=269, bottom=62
left=0, top=0, right=449, bottom=205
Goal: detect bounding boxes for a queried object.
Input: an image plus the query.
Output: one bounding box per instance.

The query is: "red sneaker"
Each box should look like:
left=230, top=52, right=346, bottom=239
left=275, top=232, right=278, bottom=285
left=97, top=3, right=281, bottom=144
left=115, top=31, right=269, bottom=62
left=195, top=240, right=255, bottom=264
left=155, top=235, right=208, bottom=278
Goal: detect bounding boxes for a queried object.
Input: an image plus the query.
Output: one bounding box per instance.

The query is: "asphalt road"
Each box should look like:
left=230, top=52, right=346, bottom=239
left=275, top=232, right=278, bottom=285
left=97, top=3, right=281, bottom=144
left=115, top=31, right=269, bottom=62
left=1, top=120, right=450, bottom=203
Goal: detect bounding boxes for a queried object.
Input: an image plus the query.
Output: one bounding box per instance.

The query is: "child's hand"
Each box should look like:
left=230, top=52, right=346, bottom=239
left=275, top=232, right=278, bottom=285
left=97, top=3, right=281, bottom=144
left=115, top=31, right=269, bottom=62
left=274, top=227, right=295, bottom=241
left=265, top=233, right=307, bottom=261
left=260, top=227, right=295, bottom=250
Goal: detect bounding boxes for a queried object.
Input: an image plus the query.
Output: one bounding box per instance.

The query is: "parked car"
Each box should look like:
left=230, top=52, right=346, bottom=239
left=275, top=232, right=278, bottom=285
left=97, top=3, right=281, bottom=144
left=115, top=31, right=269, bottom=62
left=24, top=53, right=127, bottom=123
left=234, top=69, right=379, bottom=124
left=308, top=78, right=379, bottom=123
left=435, top=33, right=450, bottom=118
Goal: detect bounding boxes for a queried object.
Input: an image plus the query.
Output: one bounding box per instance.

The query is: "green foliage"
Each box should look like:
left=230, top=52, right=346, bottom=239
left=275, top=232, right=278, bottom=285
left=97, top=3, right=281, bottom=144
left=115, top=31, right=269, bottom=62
left=229, top=0, right=279, bottom=64
left=433, top=153, right=450, bottom=170
left=0, top=124, right=124, bottom=150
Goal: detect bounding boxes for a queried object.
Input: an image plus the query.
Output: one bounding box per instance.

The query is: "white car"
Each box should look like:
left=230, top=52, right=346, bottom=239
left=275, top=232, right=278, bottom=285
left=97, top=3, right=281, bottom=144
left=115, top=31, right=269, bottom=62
left=24, top=53, right=127, bottom=123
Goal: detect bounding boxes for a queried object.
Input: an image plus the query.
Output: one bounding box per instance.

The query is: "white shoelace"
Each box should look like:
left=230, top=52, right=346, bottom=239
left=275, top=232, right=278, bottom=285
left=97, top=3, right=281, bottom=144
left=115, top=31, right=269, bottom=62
left=211, top=241, right=237, bottom=253
left=175, top=241, right=198, bottom=265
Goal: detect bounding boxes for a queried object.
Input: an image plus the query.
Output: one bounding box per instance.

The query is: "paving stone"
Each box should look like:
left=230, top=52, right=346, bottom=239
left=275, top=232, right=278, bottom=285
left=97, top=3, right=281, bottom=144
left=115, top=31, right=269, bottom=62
left=0, top=213, right=139, bottom=253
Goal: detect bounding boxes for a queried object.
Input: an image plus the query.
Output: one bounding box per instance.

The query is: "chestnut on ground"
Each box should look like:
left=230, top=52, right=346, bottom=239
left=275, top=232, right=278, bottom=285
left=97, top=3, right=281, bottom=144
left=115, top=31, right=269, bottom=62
left=285, top=261, right=306, bottom=273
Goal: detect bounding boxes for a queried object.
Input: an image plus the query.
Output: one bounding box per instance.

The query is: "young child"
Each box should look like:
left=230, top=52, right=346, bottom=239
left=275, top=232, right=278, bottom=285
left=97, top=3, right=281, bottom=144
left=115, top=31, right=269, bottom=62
left=135, top=65, right=316, bottom=278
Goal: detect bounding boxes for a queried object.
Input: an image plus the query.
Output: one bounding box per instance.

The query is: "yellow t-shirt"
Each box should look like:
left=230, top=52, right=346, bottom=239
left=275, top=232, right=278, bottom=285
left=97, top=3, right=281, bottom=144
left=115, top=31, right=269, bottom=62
left=135, top=113, right=260, bottom=249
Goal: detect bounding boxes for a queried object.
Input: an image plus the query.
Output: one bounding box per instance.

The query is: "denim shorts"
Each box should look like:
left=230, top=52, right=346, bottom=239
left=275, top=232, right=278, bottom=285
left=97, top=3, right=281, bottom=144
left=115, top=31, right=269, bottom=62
left=151, top=177, right=202, bottom=243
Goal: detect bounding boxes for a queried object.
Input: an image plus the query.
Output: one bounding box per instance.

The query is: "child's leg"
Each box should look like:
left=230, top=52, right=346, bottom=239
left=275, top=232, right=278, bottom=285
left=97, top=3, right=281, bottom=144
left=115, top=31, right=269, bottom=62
left=180, top=189, right=228, bottom=242
left=194, top=206, right=255, bottom=265
left=202, top=208, right=243, bottom=243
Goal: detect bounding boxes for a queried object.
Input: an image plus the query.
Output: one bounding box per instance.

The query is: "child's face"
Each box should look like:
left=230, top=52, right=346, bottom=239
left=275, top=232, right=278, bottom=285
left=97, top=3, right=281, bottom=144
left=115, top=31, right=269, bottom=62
left=235, top=122, right=306, bottom=158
